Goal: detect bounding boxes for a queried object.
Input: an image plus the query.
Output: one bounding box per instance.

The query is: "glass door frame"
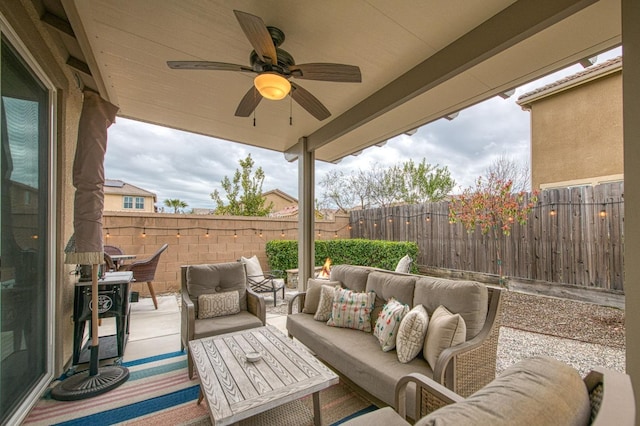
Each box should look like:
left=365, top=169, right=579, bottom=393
left=0, top=12, right=57, bottom=424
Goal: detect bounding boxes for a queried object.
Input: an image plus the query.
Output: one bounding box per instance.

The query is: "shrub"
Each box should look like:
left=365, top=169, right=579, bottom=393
left=266, top=239, right=419, bottom=273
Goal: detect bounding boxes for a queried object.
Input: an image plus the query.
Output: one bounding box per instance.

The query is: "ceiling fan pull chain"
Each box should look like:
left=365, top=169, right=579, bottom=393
left=289, top=95, right=293, bottom=126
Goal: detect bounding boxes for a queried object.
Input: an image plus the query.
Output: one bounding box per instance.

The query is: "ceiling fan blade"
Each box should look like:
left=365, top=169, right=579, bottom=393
left=290, top=63, right=362, bottom=82
left=167, top=61, right=252, bottom=72
left=290, top=82, right=331, bottom=121
left=235, top=86, right=263, bottom=117
left=233, top=10, right=277, bottom=65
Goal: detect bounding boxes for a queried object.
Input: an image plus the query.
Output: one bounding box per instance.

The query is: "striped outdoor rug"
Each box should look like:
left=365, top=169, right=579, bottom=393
left=23, top=351, right=376, bottom=425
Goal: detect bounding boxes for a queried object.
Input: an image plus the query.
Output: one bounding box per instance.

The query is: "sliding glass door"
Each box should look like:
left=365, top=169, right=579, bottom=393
left=0, top=33, right=53, bottom=424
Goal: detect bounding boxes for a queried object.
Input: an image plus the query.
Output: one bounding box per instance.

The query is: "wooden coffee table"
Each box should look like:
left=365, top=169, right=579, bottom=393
left=189, top=325, right=339, bottom=426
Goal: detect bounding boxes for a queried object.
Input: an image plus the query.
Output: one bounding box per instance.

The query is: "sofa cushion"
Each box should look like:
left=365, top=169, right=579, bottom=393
left=314, top=284, right=338, bottom=321
left=330, top=265, right=374, bottom=292
left=197, top=292, right=240, bottom=319
left=396, top=305, right=429, bottom=363
left=413, top=277, right=487, bottom=340
left=286, top=312, right=433, bottom=414
left=327, top=288, right=376, bottom=332
left=187, top=263, right=248, bottom=314
left=416, top=356, right=591, bottom=426
left=366, top=271, right=416, bottom=307
left=303, top=278, right=341, bottom=314
left=424, top=305, right=466, bottom=369
left=374, top=298, right=409, bottom=351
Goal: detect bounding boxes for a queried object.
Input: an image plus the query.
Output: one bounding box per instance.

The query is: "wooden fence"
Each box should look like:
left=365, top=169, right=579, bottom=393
left=349, top=182, right=624, bottom=292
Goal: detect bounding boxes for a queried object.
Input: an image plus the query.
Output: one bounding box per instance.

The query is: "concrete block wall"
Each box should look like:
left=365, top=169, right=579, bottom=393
left=103, top=212, right=351, bottom=296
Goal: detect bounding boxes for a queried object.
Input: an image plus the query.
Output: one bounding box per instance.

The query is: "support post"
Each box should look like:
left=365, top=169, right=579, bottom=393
left=297, top=137, right=315, bottom=291
left=622, top=0, right=640, bottom=412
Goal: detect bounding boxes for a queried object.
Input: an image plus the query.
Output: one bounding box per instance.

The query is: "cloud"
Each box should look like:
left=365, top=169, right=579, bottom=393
left=105, top=47, right=621, bottom=210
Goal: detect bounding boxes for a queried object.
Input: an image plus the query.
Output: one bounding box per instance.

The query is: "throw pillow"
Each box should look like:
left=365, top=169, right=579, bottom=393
left=395, top=254, right=412, bottom=273
left=374, top=298, right=410, bottom=351
left=314, top=284, right=339, bottom=321
left=303, top=279, right=341, bottom=314
left=396, top=304, right=429, bottom=363
left=197, top=292, right=240, bottom=319
left=326, top=288, right=376, bottom=332
left=424, top=305, right=467, bottom=369
left=241, top=255, right=265, bottom=283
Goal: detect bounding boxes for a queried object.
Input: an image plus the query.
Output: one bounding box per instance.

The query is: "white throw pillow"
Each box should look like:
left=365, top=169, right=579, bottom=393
left=241, top=255, right=265, bottom=282
left=424, top=305, right=467, bottom=369
left=395, top=254, right=412, bottom=273
left=396, top=305, right=429, bottom=363
left=197, top=292, right=240, bottom=319
left=374, top=298, right=410, bottom=351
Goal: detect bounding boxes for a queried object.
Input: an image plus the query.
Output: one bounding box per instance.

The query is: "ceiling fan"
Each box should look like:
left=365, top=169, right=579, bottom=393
left=167, top=10, right=362, bottom=121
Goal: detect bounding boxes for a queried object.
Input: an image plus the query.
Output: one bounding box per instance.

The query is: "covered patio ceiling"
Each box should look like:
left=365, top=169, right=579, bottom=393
left=47, top=0, right=619, bottom=163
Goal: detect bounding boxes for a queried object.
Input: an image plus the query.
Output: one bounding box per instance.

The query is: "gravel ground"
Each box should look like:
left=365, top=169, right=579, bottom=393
left=498, top=290, right=625, bottom=375
left=271, top=288, right=627, bottom=376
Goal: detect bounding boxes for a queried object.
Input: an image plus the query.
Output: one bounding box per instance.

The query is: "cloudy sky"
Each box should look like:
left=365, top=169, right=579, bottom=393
left=105, top=48, right=621, bottom=211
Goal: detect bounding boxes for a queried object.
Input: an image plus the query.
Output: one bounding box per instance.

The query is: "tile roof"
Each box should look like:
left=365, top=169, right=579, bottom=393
left=517, top=56, right=622, bottom=107
left=104, top=179, right=156, bottom=199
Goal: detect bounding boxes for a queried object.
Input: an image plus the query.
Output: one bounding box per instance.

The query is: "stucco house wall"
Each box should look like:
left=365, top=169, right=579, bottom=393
left=104, top=180, right=157, bottom=212
left=518, top=59, right=623, bottom=189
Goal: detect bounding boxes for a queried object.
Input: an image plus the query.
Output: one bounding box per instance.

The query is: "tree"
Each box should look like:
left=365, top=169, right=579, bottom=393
left=211, top=154, right=273, bottom=216
left=320, top=160, right=456, bottom=210
left=448, top=174, right=538, bottom=285
left=484, top=153, right=531, bottom=193
left=164, top=198, right=188, bottom=213
left=369, top=163, right=404, bottom=208
left=398, top=159, right=455, bottom=203
left=319, top=169, right=372, bottom=212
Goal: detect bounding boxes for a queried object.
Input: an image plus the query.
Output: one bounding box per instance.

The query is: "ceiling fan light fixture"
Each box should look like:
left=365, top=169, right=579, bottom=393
left=254, top=73, right=291, bottom=100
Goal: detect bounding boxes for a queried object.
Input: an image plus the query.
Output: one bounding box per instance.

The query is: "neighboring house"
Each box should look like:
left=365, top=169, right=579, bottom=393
left=517, top=57, right=623, bottom=190
left=104, top=179, right=157, bottom=212
left=263, top=189, right=297, bottom=213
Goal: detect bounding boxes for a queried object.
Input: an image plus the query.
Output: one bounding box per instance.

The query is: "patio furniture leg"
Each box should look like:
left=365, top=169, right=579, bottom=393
left=313, top=391, right=321, bottom=426
left=147, top=281, right=158, bottom=309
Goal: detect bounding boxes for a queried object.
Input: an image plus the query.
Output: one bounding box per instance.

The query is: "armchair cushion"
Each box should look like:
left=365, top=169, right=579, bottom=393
left=241, top=255, right=265, bottom=282
left=395, top=255, right=412, bottom=273
left=186, top=263, right=248, bottom=314
left=197, top=292, right=240, bottom=319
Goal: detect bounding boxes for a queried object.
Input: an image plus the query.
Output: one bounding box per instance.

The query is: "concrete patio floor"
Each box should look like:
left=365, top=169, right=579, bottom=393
left=97, top=292, right=290, bottom=363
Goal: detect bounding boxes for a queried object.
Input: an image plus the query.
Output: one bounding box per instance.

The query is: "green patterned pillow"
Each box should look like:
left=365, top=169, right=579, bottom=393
left=197, top=292, right=240, bottom=319
left=373, top=298, right=410, bottom=351
left=326, top=287, right=376, bottom=332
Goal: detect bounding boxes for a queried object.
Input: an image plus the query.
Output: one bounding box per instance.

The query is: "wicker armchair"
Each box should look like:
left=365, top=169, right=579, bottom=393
left=342, top=357, right=635, bottom=425
left=119, top=243, right=168, bottom=309
left=181, top=263, right=266, bottom=378
left=104, top=245, right=125, bottom=269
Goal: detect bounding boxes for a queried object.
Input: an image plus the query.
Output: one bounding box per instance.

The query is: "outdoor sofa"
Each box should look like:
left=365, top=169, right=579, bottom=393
left=286, top=264, right=502, bottom=414
left=341, top=356, right=635, bottom=425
